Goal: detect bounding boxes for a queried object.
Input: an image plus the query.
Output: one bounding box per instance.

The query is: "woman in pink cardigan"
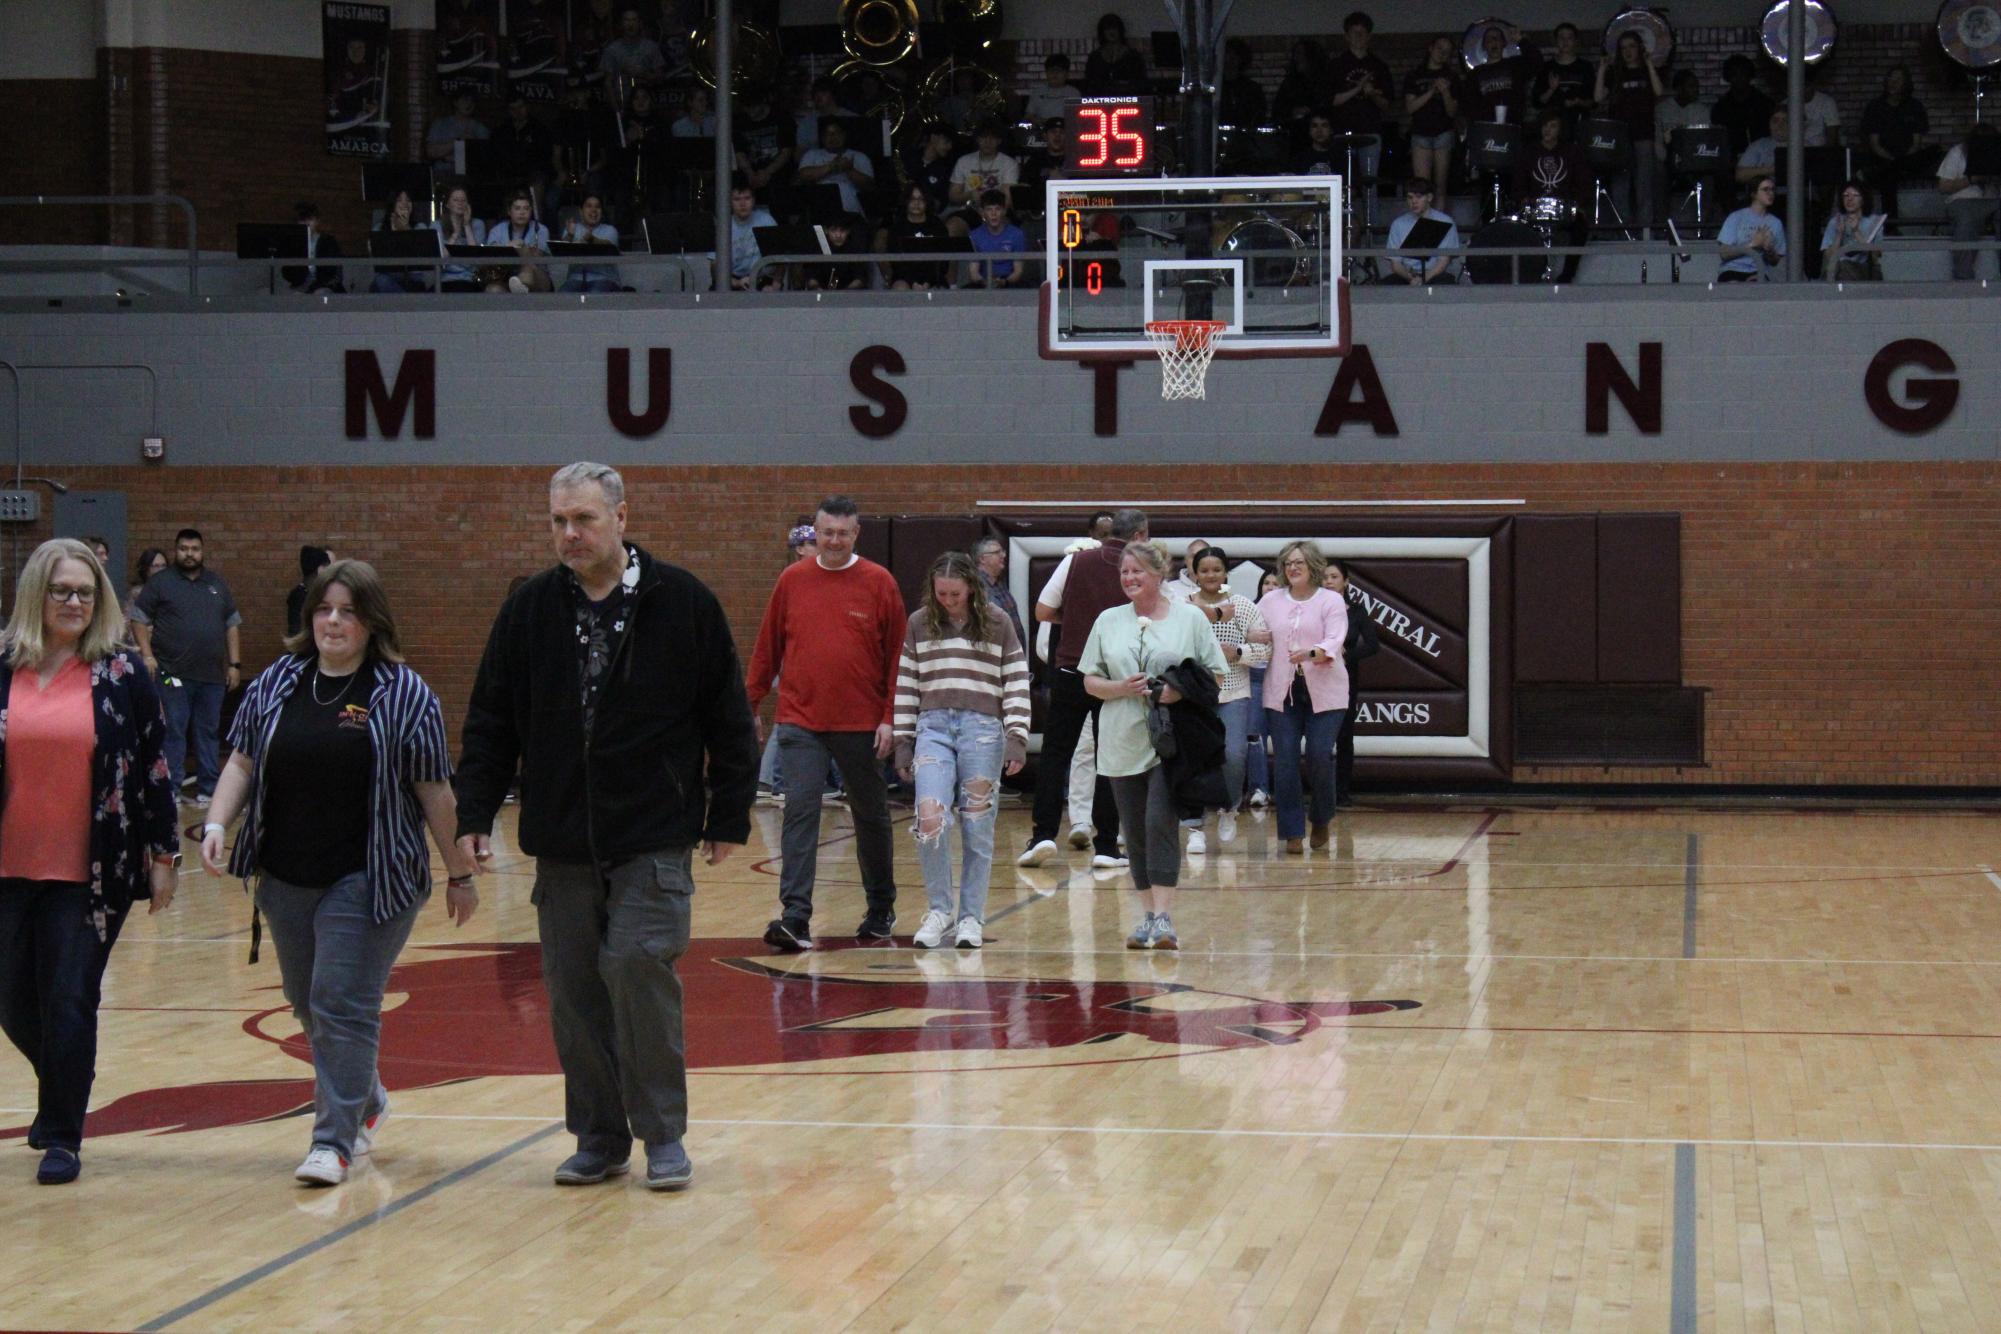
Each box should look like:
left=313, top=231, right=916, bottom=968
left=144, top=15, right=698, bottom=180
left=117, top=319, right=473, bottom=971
left=1250, top=540, right=1350, bottom=854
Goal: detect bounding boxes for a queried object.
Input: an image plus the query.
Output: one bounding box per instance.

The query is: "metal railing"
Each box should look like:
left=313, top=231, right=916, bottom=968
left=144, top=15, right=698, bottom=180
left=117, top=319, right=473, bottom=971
left=0, top=195, right=200, bottom=293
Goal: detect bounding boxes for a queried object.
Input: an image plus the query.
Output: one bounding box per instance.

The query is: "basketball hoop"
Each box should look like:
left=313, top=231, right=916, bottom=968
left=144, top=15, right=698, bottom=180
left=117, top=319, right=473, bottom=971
left=1144, top=319, right=1227, bottom=400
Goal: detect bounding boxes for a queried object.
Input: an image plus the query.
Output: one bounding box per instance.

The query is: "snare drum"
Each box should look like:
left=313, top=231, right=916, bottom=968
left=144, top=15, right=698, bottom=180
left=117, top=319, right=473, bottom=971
left=1762, top=0, right=1838, bottom=64
left=1602, top=7, right=1675, bottom=67
left=1938, top=0, right=2001, bottom=68
left=1521, top=195, right=1578, bottom=228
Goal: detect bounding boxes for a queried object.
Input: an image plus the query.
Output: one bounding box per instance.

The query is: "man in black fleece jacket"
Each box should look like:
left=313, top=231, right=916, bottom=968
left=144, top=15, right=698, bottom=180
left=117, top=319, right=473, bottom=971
left=454, top=462, right=757, bottom=1192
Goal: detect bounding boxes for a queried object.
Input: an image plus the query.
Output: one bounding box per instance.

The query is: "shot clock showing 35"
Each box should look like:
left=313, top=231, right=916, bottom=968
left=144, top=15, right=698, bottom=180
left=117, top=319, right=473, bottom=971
left=1063, top=96, right=1157, bottom=173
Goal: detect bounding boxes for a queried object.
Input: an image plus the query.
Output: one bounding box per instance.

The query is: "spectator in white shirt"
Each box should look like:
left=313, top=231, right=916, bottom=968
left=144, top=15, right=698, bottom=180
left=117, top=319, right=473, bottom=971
left=488, top=190, right=552, bottom=293
left=557, top=193, right=621, bottom=292
left=948, top=122, right=1021, bottom=222
left=1939, top=123, right=2001, bottom=280
left=425, top=92, right=489, bottom=170
left=795, top=77, right=858, bottom=151
left=795, top=118, right=876, bottom=220
left=727, top=179, right=778, bottom=290
left=671, top=85, right=715, bottom=138
left=1023, top=53, right=1078, bottom=124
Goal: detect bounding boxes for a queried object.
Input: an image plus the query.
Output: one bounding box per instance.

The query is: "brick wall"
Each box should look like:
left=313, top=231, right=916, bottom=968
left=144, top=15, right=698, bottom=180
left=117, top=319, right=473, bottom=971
left=30, top=459, right=2001, bottom=789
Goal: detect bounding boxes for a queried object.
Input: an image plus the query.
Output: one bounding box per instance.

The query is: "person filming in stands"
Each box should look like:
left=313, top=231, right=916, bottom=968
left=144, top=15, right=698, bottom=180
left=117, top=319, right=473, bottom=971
left=0, top=539, right=177, bottom=1186
left=1718, top=175, right=1786, bottom=281
left=1249, top=541, right=1350, bottom=855
left=1822, top=178, right=1886, bottom=281
left=745, top=495, right=907, bottom=953
left=199, top=560, right=479, bottom=1188
left=1077, top=540, right=1227, bottom=951
left=1385, top=177, right=1459, bottom=285
left=893, top=552, right=1030, bottom=951
left=454, top=462, right=758, bottom=1192
left=1403, top=36, right=1461, bottom=214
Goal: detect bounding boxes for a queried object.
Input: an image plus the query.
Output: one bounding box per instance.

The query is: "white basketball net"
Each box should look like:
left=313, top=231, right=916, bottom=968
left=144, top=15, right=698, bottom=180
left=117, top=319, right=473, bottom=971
left=1144, top=320, right=1226, bottom=401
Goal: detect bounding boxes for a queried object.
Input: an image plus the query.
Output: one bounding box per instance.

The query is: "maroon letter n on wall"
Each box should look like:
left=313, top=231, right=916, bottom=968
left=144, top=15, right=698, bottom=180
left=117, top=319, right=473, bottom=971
left=1585, top=342, right=1662, bottom=435
left=607, top=347, right=672, bottom=438
left=344, top=349, right=436, bottom=440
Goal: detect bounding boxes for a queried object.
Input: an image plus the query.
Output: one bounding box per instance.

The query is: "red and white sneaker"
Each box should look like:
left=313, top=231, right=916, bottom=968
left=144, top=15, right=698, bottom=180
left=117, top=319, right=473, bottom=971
left=354, top=1097, right=389, bottom=1157
left=295, top=1146, right=349, bottom=1186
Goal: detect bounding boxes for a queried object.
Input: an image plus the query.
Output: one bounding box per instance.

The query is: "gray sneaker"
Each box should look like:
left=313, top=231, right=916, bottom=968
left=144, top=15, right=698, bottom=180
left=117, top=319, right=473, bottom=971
left=553, top=1148, right=631, bottom=1186
left=1151, top=913, right=1179, bottom=951
left=644, top=1140, right=693, bottom=1192
left=1125, top=913, right=1157, bottom=950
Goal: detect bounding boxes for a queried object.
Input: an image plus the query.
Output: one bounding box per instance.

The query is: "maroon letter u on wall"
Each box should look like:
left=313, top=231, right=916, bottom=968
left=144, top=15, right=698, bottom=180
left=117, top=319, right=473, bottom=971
left=344, top=349, right=436, bottom=439
left=607, top=347, right=672, bottom=438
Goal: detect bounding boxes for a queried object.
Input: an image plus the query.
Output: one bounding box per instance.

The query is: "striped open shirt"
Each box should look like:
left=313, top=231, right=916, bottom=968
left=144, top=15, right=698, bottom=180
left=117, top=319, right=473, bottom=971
left=892, top=607, right=1031, bottom=767
left=227, top=655, right=452, bottom=923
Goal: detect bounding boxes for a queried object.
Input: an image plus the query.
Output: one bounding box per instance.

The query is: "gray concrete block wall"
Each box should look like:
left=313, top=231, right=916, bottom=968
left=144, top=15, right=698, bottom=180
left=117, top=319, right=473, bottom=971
left=1, top=286, right=1996, bottom=469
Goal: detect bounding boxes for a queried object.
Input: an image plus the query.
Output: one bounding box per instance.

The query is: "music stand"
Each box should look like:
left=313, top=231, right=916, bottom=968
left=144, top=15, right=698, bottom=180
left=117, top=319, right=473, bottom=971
left=752, top=225, right=822, bottom=289
left=236, top=222, right=307, bottom=294
left=643, top=211, right=716, bottom=255
left=369, top=229, right=444, bottom=290
left=1580, top=117, right=1632, bottom=236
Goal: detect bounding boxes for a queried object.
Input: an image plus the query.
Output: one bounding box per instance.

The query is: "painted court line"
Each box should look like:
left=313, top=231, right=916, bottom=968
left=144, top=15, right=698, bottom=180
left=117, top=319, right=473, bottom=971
left=136, top=1121, right=564, bottom=1332
left=1981, top=865, right=2001, bottom=891
left=1683, top=833, right=1700, bottom=961
left=962, top=947, right=2001, bottom=966
left=1671, top=1142, right=1697, bottom=1333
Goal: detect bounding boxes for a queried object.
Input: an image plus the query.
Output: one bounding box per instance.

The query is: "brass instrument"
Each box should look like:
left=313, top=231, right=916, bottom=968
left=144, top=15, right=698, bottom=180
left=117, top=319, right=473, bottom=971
left=914, top=58, right=1007, bottom=130
left=689, top=20, right=779, bottom=93
left=937, top=0, right=1002, bottom=55
left=832, top=59, right=913, bottom=141
left=840, top=0, right=920, bottom=66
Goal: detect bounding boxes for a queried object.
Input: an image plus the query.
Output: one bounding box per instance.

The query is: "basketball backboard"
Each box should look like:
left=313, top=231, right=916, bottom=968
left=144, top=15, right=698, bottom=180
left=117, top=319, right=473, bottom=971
left=1041, top=174, right=1348, bottom=360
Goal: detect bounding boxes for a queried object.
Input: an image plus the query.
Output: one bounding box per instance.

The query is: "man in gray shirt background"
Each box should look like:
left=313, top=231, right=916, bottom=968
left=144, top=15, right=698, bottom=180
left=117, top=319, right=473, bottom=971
left=130, top=527, right=242, bottom=803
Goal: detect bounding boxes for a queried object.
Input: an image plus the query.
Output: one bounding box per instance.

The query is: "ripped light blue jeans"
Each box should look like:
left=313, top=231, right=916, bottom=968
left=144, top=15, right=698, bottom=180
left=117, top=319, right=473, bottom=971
left=911, top=708, right=1006, bottom=922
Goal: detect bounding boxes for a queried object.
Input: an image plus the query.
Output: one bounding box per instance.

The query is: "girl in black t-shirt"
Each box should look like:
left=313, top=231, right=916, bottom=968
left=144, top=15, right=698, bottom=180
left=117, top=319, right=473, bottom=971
left=1595, top=30, right=1665, bottom=225
left=1403, top=36, right=1461, bottom=211
left=877, top=183, right=950, bottom=289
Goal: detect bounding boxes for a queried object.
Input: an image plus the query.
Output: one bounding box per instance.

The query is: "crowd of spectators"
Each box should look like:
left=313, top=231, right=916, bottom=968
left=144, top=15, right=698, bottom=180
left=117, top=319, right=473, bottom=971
left=281, top=6, right=1996, bottom=294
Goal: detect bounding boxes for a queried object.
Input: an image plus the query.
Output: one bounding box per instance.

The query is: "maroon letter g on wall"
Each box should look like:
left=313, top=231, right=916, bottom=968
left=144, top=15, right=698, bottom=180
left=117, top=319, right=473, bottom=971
left=1865, top=339, right=1958, bottom=435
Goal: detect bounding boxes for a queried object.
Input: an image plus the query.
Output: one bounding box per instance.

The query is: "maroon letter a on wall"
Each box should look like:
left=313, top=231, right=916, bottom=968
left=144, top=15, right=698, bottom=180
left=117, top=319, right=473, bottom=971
left=344, top=349, right=436, bottom=440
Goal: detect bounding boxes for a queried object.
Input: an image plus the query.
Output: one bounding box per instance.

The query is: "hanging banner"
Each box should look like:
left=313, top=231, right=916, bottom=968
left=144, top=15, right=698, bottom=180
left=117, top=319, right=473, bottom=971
left=324, top=2, right=391, bottom=159
left=570, top=1, right=697, bottom=92
left=506, top=0, right=569, bottom=103
left=438, top=0, right=503, bottom=97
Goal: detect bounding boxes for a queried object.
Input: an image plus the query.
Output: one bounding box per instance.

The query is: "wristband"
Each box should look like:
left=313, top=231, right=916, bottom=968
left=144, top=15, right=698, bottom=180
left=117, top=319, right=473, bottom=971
left=203, top=822, right=225, bottom=835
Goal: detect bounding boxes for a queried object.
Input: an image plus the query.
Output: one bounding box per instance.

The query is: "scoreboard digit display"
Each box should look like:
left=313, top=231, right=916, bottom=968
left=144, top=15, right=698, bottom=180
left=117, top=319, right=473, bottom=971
left=1063, top=96, right=1157, bottom=174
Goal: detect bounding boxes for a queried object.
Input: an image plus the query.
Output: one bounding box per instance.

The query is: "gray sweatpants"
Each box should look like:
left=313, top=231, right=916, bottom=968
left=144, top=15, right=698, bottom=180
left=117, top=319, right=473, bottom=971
left=1109, top=766, right=1181, bottom=891
left=533, top=848, right=694, bottom=1154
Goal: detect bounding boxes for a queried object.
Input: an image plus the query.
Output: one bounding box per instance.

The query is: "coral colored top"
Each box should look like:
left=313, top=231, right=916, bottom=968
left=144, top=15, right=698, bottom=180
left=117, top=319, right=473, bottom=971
left=0, top=657, right=95, bottom=884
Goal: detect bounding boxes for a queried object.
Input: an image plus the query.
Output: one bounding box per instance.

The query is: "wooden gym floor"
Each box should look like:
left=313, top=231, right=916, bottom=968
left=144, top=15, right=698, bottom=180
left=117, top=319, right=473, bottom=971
left=5, top=797, right=2001, bottom=1331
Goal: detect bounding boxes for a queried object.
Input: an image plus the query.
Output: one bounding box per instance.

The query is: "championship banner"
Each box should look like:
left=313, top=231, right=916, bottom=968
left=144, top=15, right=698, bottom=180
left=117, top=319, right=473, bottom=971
left=437, top=0, right=502, bottom=97
left=505, top=0, right=568, bottom=104
left=323, top=2, right=391, bottom=159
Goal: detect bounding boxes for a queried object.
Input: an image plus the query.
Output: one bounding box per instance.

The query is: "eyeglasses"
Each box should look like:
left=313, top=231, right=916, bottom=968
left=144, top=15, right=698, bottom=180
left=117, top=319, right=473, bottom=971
left=1282, top=560, right=1308, bottom=571
left=47, top=584, right=96, bottom=605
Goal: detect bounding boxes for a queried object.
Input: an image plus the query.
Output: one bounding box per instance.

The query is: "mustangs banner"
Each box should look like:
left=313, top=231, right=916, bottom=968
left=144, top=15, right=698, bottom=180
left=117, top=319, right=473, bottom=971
left=437, top=0, right=503, bottom=98
left=324, top=2, right=391, bottom=158
left=506, top=0, right=569, bottom=104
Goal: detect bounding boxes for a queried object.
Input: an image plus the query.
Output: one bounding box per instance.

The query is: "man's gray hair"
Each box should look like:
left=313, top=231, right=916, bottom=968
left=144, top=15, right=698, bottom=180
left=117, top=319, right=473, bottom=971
left=550, top=461, right=625, bottom=505
left=1110, top=507, right=1148, bottom=540
left=974, top=535, right=1005, bottom=557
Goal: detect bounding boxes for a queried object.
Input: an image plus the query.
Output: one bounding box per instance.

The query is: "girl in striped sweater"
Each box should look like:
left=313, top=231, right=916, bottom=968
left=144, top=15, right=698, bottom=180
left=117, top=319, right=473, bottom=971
left=893, top=551, right=1031, bottom=949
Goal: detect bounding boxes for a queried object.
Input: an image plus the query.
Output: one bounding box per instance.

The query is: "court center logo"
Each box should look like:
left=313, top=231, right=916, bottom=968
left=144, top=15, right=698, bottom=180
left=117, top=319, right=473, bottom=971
left=1, top=939, right=1419, bottom=1140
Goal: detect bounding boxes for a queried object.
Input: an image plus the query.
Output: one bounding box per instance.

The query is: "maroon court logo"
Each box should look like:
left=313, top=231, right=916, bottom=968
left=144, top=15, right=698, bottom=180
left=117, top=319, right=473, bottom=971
left=1, top=939, right=1419, bottom=1141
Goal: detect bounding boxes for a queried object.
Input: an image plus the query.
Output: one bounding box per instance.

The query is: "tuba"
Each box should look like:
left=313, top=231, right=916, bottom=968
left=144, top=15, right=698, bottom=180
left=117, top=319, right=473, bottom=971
left=840, top=0, right=920, bottom=66
left=915, top=57, right=1007, bottom=130
left=690, top=20, right=779, bottom=93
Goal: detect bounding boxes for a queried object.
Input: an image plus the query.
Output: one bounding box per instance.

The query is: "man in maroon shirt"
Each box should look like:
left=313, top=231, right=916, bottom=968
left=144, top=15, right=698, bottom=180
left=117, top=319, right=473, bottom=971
left=746, top=495, right=907, bottom=950
left=1020, top=507, right=1148, bottom=869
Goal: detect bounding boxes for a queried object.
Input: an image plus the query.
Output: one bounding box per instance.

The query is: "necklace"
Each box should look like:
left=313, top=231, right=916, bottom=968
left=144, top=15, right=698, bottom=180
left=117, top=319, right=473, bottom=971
left=311, top=665, right=358, bottom=707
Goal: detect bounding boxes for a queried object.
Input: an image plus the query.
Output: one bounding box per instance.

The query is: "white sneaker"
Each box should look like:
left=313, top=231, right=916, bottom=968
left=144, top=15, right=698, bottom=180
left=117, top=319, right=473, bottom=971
left=295, top=1145, right=349, bottom=1186
left=955, top=917, right=984, bottom=949
left=1186, top=830, right=1207, bottom=856
left=1218, top=811, right=1238, bottom=843
left=1249, top=789, right=1269, bottom=808
left=1017, top=838, right=1058, bottom=867
left=506, top=275, right=530, bottom=294
left=1066, top=824, right=1094, bottom=849
left=354, top=1097, right=389, bottom=1157
left=913, top=909, right=953, bottom=949
left=1091, top=853, right=1129, bottom=869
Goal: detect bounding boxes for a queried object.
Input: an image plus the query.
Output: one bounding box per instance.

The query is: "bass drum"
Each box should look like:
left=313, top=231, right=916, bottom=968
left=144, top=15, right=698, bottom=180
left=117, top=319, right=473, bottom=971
left=1761, top=0, right=1838, bottom=64
left=1938, top=0, right=2001, bottom=68
left=1220, top=216, right=1309, bottom=289
left=1603, top=7, right=1675, bottom=67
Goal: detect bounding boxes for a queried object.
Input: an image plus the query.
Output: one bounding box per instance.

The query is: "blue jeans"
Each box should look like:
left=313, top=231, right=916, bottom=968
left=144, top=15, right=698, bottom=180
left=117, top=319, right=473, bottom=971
left=1264, top=681, right=1344, bottom=840
left=160, top=677, right=225, bottom=796
left=256, top=871, right=426, bottom=1158
left=559, top=269, right=622, bottom=292
left=1217, top=696, right=1252, bottom=810
left=910, top=709, right=1005, bottom=922
left=1245, top=668, right=1269, bottom=797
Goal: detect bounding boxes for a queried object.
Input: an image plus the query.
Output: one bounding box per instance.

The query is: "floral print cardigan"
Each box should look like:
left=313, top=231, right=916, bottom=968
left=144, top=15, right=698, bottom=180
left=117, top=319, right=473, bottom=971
left=0, top=649, right=179, bottom=941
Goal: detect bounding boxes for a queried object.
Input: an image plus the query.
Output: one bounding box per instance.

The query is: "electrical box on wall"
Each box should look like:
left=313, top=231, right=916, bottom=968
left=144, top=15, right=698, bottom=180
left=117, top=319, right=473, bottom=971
left=142, top=437, right=165, bottom=460
left=0, top=491, right=42, bottom=523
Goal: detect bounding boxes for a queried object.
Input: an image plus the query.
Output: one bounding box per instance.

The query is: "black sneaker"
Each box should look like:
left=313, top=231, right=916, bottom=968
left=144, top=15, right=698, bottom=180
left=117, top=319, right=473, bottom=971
left=763, top=917, right=813, bottom=952
left=856, top=908, right=897, bottom=941
left=36, top=1148, right=80, bottom=1185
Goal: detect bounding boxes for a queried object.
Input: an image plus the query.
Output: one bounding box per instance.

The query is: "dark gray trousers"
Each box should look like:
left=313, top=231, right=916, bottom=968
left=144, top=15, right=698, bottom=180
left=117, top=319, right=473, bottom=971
left=775, top=724, right=896, bottom=923
left=533, top=848, right=693, bottom=1154
left=1109, top=766, right=1181, bottom=891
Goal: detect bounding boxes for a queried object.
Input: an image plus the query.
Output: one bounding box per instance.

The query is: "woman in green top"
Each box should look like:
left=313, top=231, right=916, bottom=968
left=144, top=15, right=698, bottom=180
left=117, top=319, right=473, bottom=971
left=1077, top=540, right=1228, bottom=951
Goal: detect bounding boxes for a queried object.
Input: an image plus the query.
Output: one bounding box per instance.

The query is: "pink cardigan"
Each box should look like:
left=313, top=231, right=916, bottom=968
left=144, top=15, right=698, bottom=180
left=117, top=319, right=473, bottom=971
left=1254, top=587, right=1351, bottom=714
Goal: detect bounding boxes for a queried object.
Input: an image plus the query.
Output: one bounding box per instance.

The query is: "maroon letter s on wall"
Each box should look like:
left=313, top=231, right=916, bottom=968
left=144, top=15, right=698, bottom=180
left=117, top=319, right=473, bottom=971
left=849, top=345, right=908, bottom=438
left=1865, top=339, right=1959, bottom=435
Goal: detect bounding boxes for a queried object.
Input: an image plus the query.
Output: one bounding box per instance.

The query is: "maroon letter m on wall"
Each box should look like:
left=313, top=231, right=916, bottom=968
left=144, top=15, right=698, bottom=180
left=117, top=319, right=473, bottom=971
left=345, top=349, right=436, bottom=439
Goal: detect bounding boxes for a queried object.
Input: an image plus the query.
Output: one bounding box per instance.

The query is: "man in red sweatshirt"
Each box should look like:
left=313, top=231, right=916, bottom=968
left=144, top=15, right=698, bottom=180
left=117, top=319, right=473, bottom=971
left=746, top=494, right=907, bottom=950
